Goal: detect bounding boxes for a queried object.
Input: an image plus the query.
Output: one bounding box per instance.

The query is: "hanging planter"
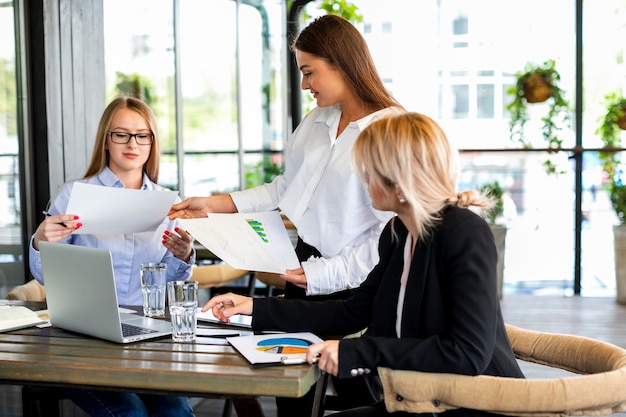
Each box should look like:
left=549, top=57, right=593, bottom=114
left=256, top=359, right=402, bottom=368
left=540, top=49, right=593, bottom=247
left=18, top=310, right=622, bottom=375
left=522, top=73, right=554, bottom=103
left=506, top=59, right=571, bottom=174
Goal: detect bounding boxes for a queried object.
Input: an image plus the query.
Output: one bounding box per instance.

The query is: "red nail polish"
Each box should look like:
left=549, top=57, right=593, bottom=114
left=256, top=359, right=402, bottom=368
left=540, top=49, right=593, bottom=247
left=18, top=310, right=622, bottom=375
left=164, top=230, right=170, bottom=235
left=76, top=223, right=82, bottom=228
left=73, top=215, right=79, bottom=220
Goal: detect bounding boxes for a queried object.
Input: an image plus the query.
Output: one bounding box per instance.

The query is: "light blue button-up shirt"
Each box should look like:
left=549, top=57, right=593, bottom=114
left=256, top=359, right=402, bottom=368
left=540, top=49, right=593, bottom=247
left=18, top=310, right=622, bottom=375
left=29, top=167, right=194, bottom=305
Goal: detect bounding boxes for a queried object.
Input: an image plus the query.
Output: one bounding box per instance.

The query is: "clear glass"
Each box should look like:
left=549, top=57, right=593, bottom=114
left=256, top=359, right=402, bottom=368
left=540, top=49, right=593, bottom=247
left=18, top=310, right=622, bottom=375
left=0, top=2, right=24, bottom=293
left=167, top=280, right=198, bottom=343
left=140, top=262, right=167, bottom=318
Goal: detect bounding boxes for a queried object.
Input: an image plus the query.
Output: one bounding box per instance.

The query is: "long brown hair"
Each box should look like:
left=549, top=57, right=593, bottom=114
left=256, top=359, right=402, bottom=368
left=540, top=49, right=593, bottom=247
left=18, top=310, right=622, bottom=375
left=293, top=14, right=400, bottom=111
left=83, top=97, right=160, bottom=183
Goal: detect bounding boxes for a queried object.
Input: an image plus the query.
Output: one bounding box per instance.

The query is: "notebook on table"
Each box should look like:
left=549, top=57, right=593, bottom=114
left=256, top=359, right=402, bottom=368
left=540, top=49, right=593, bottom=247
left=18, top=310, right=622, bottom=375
left=39, top=241, right=172, bottom=343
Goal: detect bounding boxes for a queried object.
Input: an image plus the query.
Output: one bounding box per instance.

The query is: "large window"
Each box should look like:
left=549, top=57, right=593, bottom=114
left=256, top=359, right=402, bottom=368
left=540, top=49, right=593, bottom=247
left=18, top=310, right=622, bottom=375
left=0, top=0, right=23, bottom=295
left=325, top=0, right=622, bottom=297
left=103, top=0, right=286, bottom=198
left=98, top=0, right=626, bottom=298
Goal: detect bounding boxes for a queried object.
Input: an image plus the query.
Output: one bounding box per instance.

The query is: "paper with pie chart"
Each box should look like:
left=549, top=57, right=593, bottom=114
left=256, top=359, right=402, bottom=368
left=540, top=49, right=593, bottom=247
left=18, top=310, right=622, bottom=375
left=178, top=211, right=299, bottom=274
left=226, top=332, right=323, bottom=366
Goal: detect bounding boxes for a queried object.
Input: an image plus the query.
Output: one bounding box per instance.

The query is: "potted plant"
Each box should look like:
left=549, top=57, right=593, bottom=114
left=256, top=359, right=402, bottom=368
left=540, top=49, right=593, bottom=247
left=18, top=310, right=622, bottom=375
left=506, top=59, right=571, bottom=174
left=597, top=93, right=626, bottom=304
left=479, top=181, right=506, bottom=298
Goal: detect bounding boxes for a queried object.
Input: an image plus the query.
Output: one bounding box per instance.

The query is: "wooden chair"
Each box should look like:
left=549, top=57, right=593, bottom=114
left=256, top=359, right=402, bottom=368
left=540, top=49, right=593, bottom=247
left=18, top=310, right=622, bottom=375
left=253, top=271, right=286, bottom=297
left=191, top=263, right=255, bottom=297
left=377, top=324, right=626, bottom=416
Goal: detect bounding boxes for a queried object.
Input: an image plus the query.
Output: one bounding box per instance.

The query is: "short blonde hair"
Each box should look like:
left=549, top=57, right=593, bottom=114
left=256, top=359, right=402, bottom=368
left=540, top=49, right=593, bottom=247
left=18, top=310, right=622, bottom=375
left=83, top=97, right=160, bottom=183
left=353, top=112, right=488, bottom=238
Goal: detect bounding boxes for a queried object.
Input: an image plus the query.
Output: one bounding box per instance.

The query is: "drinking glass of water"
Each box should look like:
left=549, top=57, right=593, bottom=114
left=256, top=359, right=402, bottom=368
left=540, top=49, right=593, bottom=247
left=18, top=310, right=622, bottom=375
left=167, top=280, right=198, bottom=343
left=140, top=263, right=167, bottom=317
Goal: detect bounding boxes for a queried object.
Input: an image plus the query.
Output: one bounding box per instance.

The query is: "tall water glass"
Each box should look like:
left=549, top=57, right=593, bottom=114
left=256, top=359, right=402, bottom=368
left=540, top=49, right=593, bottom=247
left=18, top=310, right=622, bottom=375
left=140, top=262, right=167, bottom=317
left=167, top=280, right=198, bottom=343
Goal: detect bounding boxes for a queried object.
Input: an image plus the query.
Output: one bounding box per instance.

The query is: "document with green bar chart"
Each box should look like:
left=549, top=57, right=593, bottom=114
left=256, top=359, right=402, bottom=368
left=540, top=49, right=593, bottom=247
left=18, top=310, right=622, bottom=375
left=179, top=211, right=300, bottom=274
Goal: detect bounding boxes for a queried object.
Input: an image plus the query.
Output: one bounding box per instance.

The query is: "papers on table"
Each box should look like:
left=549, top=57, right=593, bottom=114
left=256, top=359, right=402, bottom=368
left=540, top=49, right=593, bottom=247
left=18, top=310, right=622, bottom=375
left=66, top=183, right=178, bottom=234
left=0, top=305, right=46, bottom=333
left=227, top=332, right=323, bottom=367
left=179, top=211, right=300, bottom=274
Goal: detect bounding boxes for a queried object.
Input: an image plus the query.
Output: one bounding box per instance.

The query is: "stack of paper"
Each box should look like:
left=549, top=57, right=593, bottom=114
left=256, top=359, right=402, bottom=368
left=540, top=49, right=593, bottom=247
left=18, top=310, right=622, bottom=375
left=0, top=305, right=45, bottom=332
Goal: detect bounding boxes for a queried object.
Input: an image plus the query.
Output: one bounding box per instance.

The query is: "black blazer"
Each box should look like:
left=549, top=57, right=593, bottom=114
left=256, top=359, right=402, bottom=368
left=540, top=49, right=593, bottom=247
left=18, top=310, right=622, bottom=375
left=253, top=206, right=524, bottom=380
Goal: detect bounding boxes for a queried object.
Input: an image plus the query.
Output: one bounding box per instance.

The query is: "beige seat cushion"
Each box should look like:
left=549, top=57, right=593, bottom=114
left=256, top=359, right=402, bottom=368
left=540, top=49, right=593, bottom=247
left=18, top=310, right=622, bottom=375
left=379, top=324, right=626, bottom=416
left=192, top=264, right=250, bottom=289
left=5, top=280, right=47, bottom=302
left=254, top=272, right=286, bottom=290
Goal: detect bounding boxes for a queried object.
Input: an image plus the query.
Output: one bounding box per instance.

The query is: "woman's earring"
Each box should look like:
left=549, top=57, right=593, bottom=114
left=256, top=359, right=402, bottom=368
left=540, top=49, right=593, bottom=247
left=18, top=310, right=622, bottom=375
left=399, top=197, right=406, bottom=204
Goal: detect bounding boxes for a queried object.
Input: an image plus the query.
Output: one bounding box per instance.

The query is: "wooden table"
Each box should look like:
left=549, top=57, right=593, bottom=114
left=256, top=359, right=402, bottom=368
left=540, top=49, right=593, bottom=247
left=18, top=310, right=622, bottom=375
left=0, top=301, right=322, bottom=417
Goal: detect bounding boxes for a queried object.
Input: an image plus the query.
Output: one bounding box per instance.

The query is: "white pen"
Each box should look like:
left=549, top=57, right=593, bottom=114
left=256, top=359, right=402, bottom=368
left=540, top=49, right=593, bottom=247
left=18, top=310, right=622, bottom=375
left=281, top=356, right=319, bottom=365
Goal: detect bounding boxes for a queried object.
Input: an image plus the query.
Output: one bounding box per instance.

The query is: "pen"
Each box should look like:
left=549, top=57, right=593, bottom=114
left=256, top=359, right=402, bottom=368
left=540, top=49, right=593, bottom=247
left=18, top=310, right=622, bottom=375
left=281, top=356, right=319, bottom=365
left=42, top=210, right=66, bottom=227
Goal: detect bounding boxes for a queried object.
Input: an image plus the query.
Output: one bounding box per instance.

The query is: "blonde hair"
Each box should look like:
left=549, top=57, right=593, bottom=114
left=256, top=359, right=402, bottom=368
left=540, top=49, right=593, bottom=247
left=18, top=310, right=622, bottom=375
left=83, top=97, right=160, bottom=183
left=353, top=112, right=489, bottom=238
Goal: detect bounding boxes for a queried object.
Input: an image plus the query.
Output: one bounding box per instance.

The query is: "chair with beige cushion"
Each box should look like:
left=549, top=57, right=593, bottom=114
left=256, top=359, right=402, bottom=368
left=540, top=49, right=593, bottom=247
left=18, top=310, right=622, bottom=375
left=253, top=271, right=286, bottom=297
left=5, top=279, right=47, bottom=302
left=378, top=324, right=626, bottom=416
left=191, top=263, right=255, bottom=296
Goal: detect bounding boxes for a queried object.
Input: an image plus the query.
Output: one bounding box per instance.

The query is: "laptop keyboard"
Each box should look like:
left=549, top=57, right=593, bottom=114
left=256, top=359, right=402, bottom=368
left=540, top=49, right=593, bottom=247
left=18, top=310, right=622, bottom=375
left=121, top=323, right=158, bottom=337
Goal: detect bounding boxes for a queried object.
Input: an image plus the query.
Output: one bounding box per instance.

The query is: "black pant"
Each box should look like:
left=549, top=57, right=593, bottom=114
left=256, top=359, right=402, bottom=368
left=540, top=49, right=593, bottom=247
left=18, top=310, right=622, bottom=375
left=277, top=238, right=379, bottom=417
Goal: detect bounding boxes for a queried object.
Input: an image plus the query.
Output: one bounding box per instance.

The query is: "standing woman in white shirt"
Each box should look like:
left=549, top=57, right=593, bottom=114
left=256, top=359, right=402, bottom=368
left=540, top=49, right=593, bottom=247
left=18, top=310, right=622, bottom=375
left=169, top=14, right=404, bottom=301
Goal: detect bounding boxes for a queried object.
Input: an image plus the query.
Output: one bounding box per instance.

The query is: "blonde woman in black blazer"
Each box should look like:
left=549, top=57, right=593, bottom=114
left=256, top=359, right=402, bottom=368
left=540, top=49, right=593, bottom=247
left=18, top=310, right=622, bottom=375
left=205, top=112, right=525, bottom=417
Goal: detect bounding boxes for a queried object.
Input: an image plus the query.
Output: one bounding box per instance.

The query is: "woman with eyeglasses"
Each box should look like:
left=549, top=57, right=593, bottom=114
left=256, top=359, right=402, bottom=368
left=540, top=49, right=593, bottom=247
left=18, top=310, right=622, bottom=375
left=28, top=97, right=196, bottom=417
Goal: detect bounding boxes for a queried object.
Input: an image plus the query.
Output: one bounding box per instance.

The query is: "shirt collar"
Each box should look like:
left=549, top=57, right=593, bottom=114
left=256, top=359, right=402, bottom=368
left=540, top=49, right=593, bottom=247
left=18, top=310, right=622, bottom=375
left=97, top=166, right=150, bottom=190
left=315, top=104, right=400, bottom=131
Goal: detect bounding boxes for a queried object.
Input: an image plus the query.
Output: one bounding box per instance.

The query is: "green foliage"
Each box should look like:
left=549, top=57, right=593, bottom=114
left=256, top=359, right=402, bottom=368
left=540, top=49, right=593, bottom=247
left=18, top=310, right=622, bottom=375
left=244, top=158, right=284, bottom=189
left=505, top=60, right=571, bottom=175
left=611, top=183, right=626, bottom=225
left=479, top=181, right=504, bottom=225
left=597, top=92, right=626, bottom=224
left=294, top=0, right=363, bottom=24
left=318, top=0, right=362, bottom=22
left=0, top=59, right=18, bottom=136
left=114, top=72, right=154, bottom=106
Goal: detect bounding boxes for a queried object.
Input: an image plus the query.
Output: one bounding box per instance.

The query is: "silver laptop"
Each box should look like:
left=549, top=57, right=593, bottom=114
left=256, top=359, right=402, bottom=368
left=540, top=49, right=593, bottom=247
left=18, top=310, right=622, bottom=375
left=39, top=241, right=172, bottom=343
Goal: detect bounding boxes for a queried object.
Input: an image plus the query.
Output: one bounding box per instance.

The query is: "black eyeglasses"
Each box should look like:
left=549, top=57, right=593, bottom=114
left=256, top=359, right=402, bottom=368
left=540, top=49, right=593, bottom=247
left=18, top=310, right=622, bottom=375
left=107, top=131, right=154, bottom=145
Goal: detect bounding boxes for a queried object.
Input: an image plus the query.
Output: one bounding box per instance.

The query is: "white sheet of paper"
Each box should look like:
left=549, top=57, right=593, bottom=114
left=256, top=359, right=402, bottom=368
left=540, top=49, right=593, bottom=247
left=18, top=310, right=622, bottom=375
left=179, top=211, right=300, bottom=274
left=66, top=183, right=178, bottom=234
